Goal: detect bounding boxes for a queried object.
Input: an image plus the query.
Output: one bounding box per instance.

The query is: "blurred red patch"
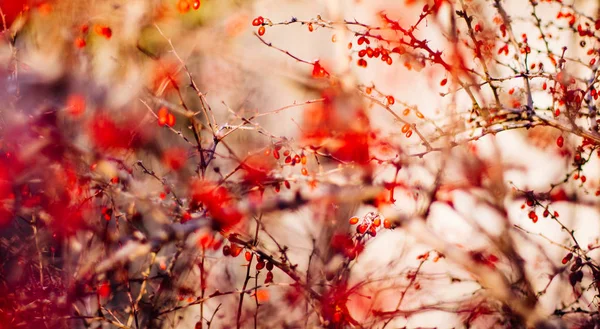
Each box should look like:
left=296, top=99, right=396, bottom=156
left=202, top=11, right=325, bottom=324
left=241, top=154, right=274, bottom=186
left=162, top=147, right=187, bottom=170
left=190, top=180, right=244, bottom=232
left=89, top=114, right=143, bottom=151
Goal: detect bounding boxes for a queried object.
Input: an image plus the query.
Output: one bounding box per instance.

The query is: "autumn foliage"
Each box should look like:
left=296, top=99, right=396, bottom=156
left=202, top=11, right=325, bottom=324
left=4, top=0, right=600, bottom=328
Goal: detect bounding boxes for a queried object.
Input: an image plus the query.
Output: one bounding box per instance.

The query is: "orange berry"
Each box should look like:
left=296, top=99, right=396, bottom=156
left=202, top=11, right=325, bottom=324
left=166, top=113, right=175, bottom=127
left=401, top=123, right=410, bottom=133
left=383, top=219, right=391, bottom=229
left=258, top=26, right=266, bottom=36
left=349, top=217, right=359, bottom=225
left=157, top=107, right=169, bottom=126
left=177, top=0, right=190, bottom=13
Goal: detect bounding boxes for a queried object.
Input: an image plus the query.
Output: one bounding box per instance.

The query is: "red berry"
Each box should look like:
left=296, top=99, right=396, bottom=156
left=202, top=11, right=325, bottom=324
left=230, top=244, right=242, bottom=257
left=562, top=253, right=573, bottom=264
left=264, top=271, right=274, bottom=283
left=223, top=245, right=231, bottom=256
left=356, top=223, right=368, bottom=234
left=101, top=26, right=112, bottom=39
left=368, top=226, right=377, bottom=237
left=74, top=37, right=86, bottom=48
left=383, top=219, right=391, bottom=229
left=528, top=211, right=538, bottom=223
left=557, top=136, right=564, bottom=148
left=387, top=95, right=395, bottom=105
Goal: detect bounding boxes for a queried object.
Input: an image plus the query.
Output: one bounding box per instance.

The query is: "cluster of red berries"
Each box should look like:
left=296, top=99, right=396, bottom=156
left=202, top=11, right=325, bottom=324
left=252, top=16, right=266, bottom=36
left=348, top=212, right=391, bottom=238
left=522, top=195, right=560, bottom=223
left=223, top=246, right=275, bottom=284
left=351, top=36, right=401, bottom=68
left=265, top=143, right=309, bottom=191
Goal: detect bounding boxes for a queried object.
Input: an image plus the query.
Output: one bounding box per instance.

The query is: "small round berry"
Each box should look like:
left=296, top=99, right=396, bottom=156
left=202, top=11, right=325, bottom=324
left=192, top=0, right=201, bottom=10
left=177, top=0, right=190, bottom=13
left=383, top=219, right=391, bottom=229
left=223, top=245, right=231, bottom=256
left=387, top=95, right=395, bottom=105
